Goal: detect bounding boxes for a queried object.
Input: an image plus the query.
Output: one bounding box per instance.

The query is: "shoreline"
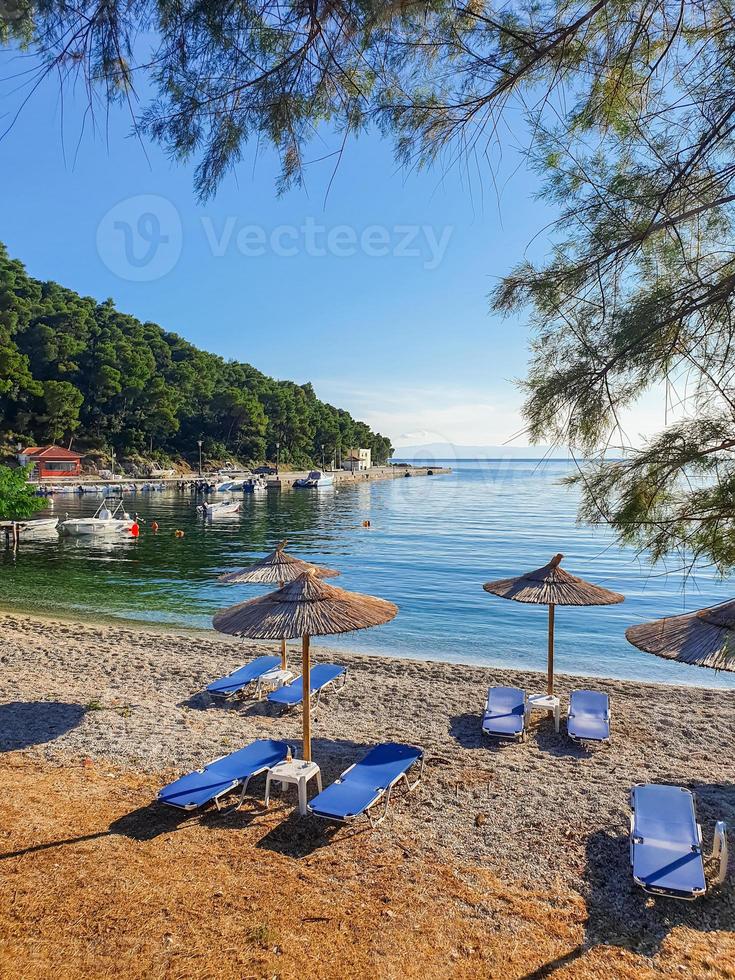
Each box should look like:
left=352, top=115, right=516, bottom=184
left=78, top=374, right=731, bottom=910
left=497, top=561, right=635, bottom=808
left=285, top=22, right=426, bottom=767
left=0, top=604, right=731, bottom=692
left=2, top=607, right=733, bottom=873
left=29, top=464, right=451, bottom=491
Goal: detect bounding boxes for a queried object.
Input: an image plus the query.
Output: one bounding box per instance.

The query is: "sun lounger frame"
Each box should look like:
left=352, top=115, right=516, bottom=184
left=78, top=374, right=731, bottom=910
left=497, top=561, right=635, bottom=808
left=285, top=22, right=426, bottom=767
left=629, top=784, right=729, bottom=900
left=567, top=689, right=611, bottom=745
left=158, top=740, right=292, bottom=814
left=309, top=748, right=425, bottom=827
left=206, top=654, right=282, bottom=703
left=224, top=753, right=300, bottom=814
left=268, top=665, right=348, bottom=714
left=481, top=686, right=527, bottom=742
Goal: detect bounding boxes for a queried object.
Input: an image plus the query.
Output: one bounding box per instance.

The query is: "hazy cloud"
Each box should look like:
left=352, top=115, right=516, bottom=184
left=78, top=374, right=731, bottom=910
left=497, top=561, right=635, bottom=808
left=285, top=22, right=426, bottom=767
left=313, top=378, right=680, bottom=451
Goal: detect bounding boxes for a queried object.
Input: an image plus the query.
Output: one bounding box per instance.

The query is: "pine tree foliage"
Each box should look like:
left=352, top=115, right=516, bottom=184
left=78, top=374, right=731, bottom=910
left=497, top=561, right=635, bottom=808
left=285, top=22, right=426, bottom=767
left=0, top=243, right=392, bottom=467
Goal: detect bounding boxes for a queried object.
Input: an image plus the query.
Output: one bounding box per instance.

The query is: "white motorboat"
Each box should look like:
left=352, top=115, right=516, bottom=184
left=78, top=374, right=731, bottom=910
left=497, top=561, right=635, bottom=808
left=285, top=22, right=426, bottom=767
left=213, top=480, right=234, bottom=492
left=243, top=477, right=268, bottom=493
left=2, top=517, right=60, bottom=538
left=60, top=498, right=138, bottom=537
left=197, top=499, right=241, bottom=518
left=293, top=470, right=335, bottom=489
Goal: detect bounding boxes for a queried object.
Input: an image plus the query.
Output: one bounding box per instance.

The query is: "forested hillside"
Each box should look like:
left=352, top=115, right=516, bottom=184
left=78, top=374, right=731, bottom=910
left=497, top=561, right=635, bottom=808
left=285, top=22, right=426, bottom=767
left=0, top=244, right=392, bottom=468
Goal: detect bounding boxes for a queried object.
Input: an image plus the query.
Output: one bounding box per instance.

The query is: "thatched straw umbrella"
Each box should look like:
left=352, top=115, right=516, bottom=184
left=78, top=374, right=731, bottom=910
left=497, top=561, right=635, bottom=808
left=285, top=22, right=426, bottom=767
left=218, top=540, right=340, bottom=669
left=483, top=553, right=624, bottom=696
left=213, top=570, right=398, bottom=760
left=626, top=599, right=735, bottom=673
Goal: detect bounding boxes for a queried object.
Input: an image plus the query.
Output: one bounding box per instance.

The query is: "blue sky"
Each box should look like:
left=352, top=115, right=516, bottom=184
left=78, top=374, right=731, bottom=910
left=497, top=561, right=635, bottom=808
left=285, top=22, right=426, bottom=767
left=0, top=48, right=664, bottom=451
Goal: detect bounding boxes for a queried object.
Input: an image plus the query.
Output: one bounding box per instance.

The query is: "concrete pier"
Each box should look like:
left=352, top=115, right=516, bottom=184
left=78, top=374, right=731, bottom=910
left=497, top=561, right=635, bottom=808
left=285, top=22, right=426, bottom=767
left=29, top=465, right=451, bottom=492
left=274, top=465, right=451, bottom=488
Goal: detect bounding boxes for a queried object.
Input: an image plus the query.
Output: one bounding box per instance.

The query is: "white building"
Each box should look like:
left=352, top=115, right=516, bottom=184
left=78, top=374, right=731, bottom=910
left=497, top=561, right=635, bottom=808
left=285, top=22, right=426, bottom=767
left=342, top=447, right=371, bottom=471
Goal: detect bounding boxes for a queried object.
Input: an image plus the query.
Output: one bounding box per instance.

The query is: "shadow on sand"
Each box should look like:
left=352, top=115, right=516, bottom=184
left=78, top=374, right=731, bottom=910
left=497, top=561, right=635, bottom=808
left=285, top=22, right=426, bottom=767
left=448, top=711, right=488, bottom=750
left=532, top=723, right=590, bottom=759
left=522, top=781, right=735, bottom=978
left=0, top=701, right=87, bottom=752
left=178, top=691, right=268, bottom=714
left=255, top=807, right=371, bottom=858
left=0, top=800, right=195, bottom=862
left=450, top=709, right=585, bottom=756
left=0, top=735, right=377, bottom=862
left=0, top=787, right=279, bottom=863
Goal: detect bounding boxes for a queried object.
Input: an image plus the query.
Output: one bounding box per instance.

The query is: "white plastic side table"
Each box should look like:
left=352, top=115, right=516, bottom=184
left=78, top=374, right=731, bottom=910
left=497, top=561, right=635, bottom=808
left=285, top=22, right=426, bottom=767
left=255, top=667, right=293, bottom=699
left=265, top=759, right=323, bottom=815
left=527, top=693, right=561, bottom=733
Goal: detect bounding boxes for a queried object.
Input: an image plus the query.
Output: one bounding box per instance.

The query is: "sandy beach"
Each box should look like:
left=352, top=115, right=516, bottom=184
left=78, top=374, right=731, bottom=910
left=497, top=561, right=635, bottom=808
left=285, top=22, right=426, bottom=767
left=1, top=611, right=734, bottom=978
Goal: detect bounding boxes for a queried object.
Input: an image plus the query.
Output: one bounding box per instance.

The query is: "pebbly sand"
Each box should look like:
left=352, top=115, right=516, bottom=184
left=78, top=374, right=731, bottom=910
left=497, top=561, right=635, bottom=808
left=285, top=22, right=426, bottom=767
left=1, top=611, right=734, bottom=977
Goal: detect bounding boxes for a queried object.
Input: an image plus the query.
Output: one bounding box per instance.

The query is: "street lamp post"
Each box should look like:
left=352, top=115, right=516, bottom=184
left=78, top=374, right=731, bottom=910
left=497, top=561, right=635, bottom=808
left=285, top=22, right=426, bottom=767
left=111, top=448, right=116, bottom=479
left=276, top=440, right=280, bottom=473
left=321, top=443, right=325, bottom=470
left=197, top=439, right=203, bottom=477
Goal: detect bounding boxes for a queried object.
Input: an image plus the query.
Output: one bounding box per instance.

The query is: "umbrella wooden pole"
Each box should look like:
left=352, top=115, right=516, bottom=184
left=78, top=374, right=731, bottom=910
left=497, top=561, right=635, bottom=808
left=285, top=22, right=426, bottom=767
left=547, top=603, right=555, bottom=697
left=302, top=634, right=311, bottom=761
left=279, top=580, right=287, bottom=670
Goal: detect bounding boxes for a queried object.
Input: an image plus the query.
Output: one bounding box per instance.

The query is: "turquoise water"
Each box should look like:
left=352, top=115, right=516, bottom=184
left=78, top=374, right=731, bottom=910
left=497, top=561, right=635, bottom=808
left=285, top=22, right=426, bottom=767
left=3, top=460, right=734, bottom=688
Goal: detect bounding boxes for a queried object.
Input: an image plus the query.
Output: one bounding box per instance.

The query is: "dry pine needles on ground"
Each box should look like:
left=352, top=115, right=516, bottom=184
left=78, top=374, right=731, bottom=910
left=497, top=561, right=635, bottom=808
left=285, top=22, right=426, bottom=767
left=1, top=754, right=734, bottom=980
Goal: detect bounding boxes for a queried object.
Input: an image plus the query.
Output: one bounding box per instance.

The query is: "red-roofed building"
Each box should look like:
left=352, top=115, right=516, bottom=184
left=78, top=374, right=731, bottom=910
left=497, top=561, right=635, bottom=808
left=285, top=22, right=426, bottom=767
left=17, top=446, right=83, bottom=479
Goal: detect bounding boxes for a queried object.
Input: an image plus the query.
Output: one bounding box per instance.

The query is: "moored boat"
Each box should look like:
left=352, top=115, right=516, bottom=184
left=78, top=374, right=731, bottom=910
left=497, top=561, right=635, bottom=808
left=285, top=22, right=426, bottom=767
left=59, top=498, right=138, bottom=537
left=197, top=499, right=241, bottom=517
left=21, top=517, right=60, bottom=536
left=243, top=477, right=268, bottom=493
left=293, top=470, right=334, bottom=489
left=1, top=517, right=60, bottom=538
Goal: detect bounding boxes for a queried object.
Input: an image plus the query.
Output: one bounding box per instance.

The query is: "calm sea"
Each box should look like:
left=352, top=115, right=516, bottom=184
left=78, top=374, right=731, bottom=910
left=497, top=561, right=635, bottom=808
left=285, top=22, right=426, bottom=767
left=3, top=460, right=734, bottom=688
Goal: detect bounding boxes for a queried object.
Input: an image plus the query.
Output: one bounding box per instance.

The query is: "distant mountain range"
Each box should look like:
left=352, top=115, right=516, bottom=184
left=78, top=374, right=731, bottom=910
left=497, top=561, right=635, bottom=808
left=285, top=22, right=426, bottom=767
left=393, top=442, right=575, bottom=460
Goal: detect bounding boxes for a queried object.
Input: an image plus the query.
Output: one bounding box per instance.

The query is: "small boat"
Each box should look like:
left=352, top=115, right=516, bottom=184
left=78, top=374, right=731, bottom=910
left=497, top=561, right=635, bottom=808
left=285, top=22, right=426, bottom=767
left=1, top=517, right=60, bottom=538
left=21, top=517, right=60, bottom=536
left=213, top=480, right=234, bottom=492
left=197, top=499, right=241, bottom=518
left=243, top=477, right=268, bottom=493
left=294, top=470, right=334, bottom=489
left=60, top=498, right=138, bottom=537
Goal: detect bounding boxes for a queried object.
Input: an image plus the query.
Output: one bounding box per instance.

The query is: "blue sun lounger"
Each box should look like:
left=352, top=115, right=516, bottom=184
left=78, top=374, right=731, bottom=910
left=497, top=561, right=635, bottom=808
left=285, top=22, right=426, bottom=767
left=308, top=743, right=424, bottom=826
left=630, top=784, right=728, bottom=900
left=158, top=739, right=290, bottom=812
left=206, top=654, right=281, bottom=701
left=567, top=690, right=610, bottom=743
left=267, top=663, right=347, bottom=710
left=482, top=686, right=527, bottom=741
